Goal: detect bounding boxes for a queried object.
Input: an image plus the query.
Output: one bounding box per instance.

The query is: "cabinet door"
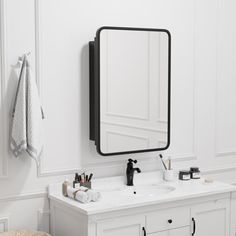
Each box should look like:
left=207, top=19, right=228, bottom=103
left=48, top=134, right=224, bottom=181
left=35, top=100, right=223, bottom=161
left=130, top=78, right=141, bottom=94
left=149, top=226, right=190, bottom=236
left=191, top=199, right=230, bottom=236
left=97, top=215, right=145, bottom=236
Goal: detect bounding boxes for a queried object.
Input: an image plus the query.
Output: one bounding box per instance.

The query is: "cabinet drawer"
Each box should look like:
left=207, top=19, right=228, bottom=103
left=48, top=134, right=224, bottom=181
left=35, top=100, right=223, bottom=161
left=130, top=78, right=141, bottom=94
left=146, top=207, right=190, bottom=233
left=147, top=226, right=190, bottom=236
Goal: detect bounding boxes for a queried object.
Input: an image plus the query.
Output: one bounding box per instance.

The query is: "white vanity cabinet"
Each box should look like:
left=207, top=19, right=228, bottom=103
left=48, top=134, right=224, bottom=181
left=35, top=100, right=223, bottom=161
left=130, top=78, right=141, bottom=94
left=231, top=192, right=236, bottom=236
left=96, top=215, right=145, bottom=236
left=149, top=227, right=190, bottom=236
left=145, top=206, right=190, bottom=233
left=191, top=198, right=230, bottom=236
left=49, top=176, right=236, bottom=236
left=49, top=194, right=233, bottom=236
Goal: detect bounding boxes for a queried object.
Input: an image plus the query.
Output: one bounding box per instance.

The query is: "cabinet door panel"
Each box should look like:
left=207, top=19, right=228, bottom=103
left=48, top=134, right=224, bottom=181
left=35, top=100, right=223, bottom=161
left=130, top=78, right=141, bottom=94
left=149, top=226, right=190, bottom=236
left=191, top=199, right=230, bottom=236
left=97, top=215, right=145, bottom=236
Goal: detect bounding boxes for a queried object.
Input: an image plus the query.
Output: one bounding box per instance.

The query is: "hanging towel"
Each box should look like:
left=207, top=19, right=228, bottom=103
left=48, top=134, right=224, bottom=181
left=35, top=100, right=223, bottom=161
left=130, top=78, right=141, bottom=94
left=10, top=56, right=44, bottom=165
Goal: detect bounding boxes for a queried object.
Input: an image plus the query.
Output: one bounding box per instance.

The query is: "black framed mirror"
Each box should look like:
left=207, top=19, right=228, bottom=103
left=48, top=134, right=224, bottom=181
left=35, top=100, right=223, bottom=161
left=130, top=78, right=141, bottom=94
left=89, top=26, right=171, bottom=156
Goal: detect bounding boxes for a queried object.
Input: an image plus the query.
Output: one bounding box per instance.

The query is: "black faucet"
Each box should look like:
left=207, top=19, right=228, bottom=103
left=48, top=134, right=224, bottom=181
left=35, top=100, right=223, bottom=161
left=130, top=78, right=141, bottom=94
left=126, top=159, right=141, bottom=186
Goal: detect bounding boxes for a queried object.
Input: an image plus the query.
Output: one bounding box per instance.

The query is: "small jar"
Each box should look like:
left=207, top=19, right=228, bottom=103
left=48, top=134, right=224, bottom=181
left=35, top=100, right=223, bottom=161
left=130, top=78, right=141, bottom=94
left=179, top=170, right=191, bottom=181
left=190, top=167, right=201, bottom=179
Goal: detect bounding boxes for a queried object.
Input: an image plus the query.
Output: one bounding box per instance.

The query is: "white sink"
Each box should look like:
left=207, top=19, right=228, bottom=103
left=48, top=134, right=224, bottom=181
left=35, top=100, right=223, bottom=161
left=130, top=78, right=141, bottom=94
left=120, top=184, right=175, bottom=198
left=96, top=184, right=175, bottom=200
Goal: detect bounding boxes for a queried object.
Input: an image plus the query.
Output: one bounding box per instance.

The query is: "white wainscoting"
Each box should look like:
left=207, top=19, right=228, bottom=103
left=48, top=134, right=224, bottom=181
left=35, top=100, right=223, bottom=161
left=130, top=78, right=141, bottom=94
left=0, top=192, right=48, bottom=232
left=37, top=209, right=50, bottom=233
left=0, top=216, right=9, bottom=233
left=0, top=193, right=49, bottom=232
left=0, top=0, right=8, bottom=178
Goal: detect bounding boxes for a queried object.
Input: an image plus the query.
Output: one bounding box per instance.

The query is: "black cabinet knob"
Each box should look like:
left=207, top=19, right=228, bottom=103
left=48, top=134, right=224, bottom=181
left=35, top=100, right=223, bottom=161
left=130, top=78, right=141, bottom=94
left=168, top=219, right=172, bottom=224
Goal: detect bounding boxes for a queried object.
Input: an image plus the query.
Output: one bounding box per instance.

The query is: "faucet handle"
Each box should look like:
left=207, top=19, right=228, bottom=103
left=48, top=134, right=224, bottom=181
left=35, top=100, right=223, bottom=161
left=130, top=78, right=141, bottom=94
left=128, top=158, right=137, bottom=164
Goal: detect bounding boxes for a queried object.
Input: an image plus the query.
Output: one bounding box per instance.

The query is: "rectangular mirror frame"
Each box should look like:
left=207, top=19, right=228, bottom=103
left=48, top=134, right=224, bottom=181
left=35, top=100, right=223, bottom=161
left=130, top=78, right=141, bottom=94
left=89, top=26, right=171, bottom=156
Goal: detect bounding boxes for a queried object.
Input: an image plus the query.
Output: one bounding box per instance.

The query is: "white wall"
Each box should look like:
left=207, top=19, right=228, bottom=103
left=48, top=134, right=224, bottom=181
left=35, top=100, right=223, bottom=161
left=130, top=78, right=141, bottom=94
left=0, top=0, right=236, bottom=232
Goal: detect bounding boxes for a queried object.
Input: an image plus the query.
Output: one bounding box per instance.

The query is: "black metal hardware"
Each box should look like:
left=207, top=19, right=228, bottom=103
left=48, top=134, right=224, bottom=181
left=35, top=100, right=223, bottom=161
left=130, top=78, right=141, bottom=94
left=128, top=158, right=137, bottom=164
left=126, top=159, right=141, bottom=186
left=142, top=227, right=146, bottom=236
left=192, top=217, right=196, bottom=236
left=89, top=41, right=95, bottom=141
left=89, top=26, right=171, bottom=156
left=168, top=219, right=172, bottom=224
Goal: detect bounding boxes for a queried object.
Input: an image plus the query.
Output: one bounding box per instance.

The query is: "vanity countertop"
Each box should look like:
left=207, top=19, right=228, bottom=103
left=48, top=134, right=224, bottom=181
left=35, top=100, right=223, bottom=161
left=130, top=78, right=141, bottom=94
left=48, top=172, right=236, bottom=216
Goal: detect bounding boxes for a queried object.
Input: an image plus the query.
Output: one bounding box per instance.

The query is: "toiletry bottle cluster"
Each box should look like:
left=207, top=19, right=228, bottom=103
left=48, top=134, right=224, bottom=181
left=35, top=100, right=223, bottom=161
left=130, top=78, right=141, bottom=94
left=62, top=172, right=94, bottom=197
left=73, top=172, right=93, bottom=189
left=62, top=173, right=101, bottom=204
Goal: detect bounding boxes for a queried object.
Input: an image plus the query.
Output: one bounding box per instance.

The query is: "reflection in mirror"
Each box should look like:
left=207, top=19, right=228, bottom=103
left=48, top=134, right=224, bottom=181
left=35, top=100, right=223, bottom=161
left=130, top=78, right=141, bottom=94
left=89, top=27, right=171, bottom=156
left=99, top=28, right=170, bottom=154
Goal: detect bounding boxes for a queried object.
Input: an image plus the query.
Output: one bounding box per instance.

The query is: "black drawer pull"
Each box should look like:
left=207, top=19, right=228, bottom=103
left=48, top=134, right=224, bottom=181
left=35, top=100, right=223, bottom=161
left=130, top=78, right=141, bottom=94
left=192, top=217, right=196, bottom=236
left=168, top=219, right=173, bottom=224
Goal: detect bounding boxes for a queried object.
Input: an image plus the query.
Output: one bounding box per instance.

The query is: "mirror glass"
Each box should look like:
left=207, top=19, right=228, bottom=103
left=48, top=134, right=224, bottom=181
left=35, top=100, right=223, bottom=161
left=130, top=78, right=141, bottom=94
left=98, top=27, right=170, bottom=155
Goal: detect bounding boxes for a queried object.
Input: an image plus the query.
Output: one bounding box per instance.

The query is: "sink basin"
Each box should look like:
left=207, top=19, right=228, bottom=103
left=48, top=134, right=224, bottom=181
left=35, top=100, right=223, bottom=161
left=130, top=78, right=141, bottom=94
left=120, top=185, right=175, bottom=198
left=98, top=184, right=175, bottom=200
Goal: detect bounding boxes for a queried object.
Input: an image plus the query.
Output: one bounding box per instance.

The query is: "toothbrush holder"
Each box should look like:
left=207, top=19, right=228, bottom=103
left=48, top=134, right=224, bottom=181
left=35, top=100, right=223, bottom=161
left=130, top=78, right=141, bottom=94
left=163, top=170, right=175, bottom=182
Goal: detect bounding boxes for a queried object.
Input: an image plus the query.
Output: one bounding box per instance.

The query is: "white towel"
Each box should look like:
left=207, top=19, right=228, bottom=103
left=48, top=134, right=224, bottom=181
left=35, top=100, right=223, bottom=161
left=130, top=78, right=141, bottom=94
left=87, top=189, right=101, bottom=202
left=10, top=56, right=44, bottom=165
left=67, top=186, right=91, bottom=203
left=75, top=190, right=91, bottom=204
left=66, top=186, right=101, bottom=203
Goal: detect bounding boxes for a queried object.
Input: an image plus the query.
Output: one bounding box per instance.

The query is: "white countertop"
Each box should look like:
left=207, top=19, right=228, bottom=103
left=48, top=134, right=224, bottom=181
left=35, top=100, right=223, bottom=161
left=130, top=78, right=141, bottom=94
left=48, top=172, right=236, bottom=215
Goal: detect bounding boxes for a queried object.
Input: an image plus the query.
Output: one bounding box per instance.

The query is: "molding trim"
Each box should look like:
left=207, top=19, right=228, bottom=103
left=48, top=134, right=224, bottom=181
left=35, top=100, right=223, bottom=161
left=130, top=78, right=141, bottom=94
left=216, top=151, right=236, bottom=158
left=0, top=191, right=46, bottom=202
left=101, top=120, right=167, bottom=133
left=37, top=165, right=80, bottom=178
left=202, top=163, right=236, bottom=175
left=214, top=0, right=236, bottom=159
left=0, top=0, right=8, bottom=178
left=37, top=209, right=50, bottom=233
left=189, top=0, right=197, bottom=162
left=214, top=0, right=224, bottom=158
left=34, top=0, right=42, bottom=91
left=34, top=0, right=81, bottom=177
left=0, top=216, right=9, bottom=233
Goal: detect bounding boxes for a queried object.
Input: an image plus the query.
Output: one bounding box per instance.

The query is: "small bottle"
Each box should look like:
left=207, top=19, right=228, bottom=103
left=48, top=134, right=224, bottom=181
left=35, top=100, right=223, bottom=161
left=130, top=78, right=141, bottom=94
left=73, top=173, right=80, bottom=189
left=62, top=179, right=69, bottom=197
left=190, top=167, right=201, bottom=179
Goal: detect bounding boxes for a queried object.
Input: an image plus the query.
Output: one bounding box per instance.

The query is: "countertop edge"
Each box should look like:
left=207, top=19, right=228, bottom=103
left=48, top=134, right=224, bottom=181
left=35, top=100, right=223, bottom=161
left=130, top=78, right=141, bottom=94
left=49, top=185, right=236, bottom=216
